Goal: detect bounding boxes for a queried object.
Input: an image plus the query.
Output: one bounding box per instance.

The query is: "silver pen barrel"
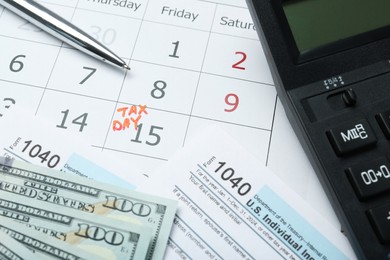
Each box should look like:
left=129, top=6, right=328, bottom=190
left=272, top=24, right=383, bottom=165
left=0, top=0, right=130, bottom=70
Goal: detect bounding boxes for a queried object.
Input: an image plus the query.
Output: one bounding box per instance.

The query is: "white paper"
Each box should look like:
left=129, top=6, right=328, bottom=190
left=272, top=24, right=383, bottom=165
left=0, top=0, right=338, bottom=228
left=140, top=125, right=357, bottom=259
left=0, top=106, right=145, bottom=188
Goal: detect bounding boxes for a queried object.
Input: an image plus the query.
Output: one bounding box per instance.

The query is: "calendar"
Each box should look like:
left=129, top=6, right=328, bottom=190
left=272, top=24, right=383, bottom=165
left=0, top=0, right=337, bottom=224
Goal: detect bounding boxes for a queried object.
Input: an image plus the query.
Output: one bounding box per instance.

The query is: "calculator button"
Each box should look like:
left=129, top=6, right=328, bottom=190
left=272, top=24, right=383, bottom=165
left=376, top=111, right=390, bottom=139
left=346, top=157, right=390, bottom=199
left=326, top=119, right=376, bottom=156
left=367, top=204, right=390, bottom=242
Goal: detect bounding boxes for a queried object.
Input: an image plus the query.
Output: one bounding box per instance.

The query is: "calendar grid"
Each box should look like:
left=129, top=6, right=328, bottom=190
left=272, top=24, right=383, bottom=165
left=201, top=70, right=273, bottom=86
left=66, top=5, right=259, bottom=44
left=0, top=76, right=43, bottom=90
left=0, top=69, right=274, bottom=132
left=0, top=34, right=62, bottom=47
left=264, top=96, right=279, bottom=166
left=100, top=0, right=151, bottom=152
left=196, top=0, right=246, bottom=8
left=93, top=145, right=169, bottom=162
left=34, top=0, right=81, bottom=115
left=189, top=114, right=272, bottom=131
left=34, top=48, right=62, bottom=114
left=0, top=1, right=265, bottom=79
left=0, top=0, right=278, bottom=173
left=39, top=0, right=75, bottom=8
left=182, top=4, right=218, bottom=146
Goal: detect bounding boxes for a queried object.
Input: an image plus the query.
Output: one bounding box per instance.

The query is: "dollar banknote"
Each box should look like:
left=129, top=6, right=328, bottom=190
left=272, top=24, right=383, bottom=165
left=0, top=157, right=177, bottom=260
left=0, top=218, right=101, bottom=260
left=0, top=230, right=35, bottom=260
left=0, top=189, right=152, bottom=259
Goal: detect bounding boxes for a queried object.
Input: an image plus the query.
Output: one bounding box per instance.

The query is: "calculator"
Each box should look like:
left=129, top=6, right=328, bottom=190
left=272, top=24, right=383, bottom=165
left=246, top=0, right=390, bottom=259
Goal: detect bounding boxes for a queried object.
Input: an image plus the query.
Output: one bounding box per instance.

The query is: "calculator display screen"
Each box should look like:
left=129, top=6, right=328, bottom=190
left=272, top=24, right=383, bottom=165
left=282, top=0, right=390, bottom=54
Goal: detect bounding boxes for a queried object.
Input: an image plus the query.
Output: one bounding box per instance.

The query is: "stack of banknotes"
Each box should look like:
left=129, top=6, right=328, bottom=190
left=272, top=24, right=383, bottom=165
left=0, top=156, right=177, bottom=260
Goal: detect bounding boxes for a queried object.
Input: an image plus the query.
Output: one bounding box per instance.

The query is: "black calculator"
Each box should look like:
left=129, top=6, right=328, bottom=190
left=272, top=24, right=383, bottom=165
left=246, top=0, right=390, bottom=259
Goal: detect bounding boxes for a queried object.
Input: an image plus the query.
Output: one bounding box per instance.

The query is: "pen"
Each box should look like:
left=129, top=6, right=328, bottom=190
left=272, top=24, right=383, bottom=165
left=0, top=0, right=130, bottom=70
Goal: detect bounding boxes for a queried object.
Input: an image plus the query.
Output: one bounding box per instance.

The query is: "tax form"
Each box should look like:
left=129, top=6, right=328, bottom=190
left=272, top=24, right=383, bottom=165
left=140, top=125, right=356, bottom=259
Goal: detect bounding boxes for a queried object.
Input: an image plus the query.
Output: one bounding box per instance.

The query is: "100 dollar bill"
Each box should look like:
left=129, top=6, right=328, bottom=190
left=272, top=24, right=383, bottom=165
left=0, top=218, right=101, bottom=260
left=0, top=229, right=35, bottom=260
left=0, top=190, right=151, bottom=259
left=0, top=157, right=177, bottom=260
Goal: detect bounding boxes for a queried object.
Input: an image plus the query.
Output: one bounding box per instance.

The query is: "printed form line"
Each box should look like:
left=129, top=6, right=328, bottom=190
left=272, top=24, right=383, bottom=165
left=175, top=185, right=254, bottom=260
left=2, top=148, right=30, bottom=163
left=167, top=238, right=193, bottom=260
left=197, top=164, right=302, bottom=260
left=170, top=200, right=223, bottom=259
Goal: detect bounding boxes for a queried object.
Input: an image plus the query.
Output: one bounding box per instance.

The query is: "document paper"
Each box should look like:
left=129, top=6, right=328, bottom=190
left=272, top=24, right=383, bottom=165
left=0, top=0, right=338, bottom=225
left=141, top=125, right=356, bottom=259
left=0, top=106, right=145, bottom=188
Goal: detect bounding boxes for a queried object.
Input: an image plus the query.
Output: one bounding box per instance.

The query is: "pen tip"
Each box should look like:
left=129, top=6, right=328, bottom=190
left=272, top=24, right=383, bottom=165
left=123, top=64, right=131, bottom=70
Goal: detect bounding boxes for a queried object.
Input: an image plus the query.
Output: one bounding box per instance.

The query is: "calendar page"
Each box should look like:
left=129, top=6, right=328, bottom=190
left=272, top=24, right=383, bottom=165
left=0, top=0, right=338, bottom=226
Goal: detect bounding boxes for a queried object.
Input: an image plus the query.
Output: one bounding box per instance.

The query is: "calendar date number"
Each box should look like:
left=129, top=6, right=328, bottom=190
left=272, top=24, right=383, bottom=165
left=232, top=51, right=246, bottom=70
left=169, top=41, right=180, bottom=58
left=131, top=124, right=163, bottom=146
left=80, top=67, right=97, bottom=84
left=224, top=93, right=239, bottom=112
left=57, top=110, right=88, bottom=132
left=90, top=26, right=116, bottom=45
left=0, top=98, right=15, bottom=117
left=10, top=55, right=26, bottom=72
left=151, top=80, right=167, bottom=99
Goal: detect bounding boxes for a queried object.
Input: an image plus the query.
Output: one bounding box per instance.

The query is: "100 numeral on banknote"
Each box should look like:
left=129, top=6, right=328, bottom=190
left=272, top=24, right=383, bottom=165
left=0, top=157, right=177, bottom=259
